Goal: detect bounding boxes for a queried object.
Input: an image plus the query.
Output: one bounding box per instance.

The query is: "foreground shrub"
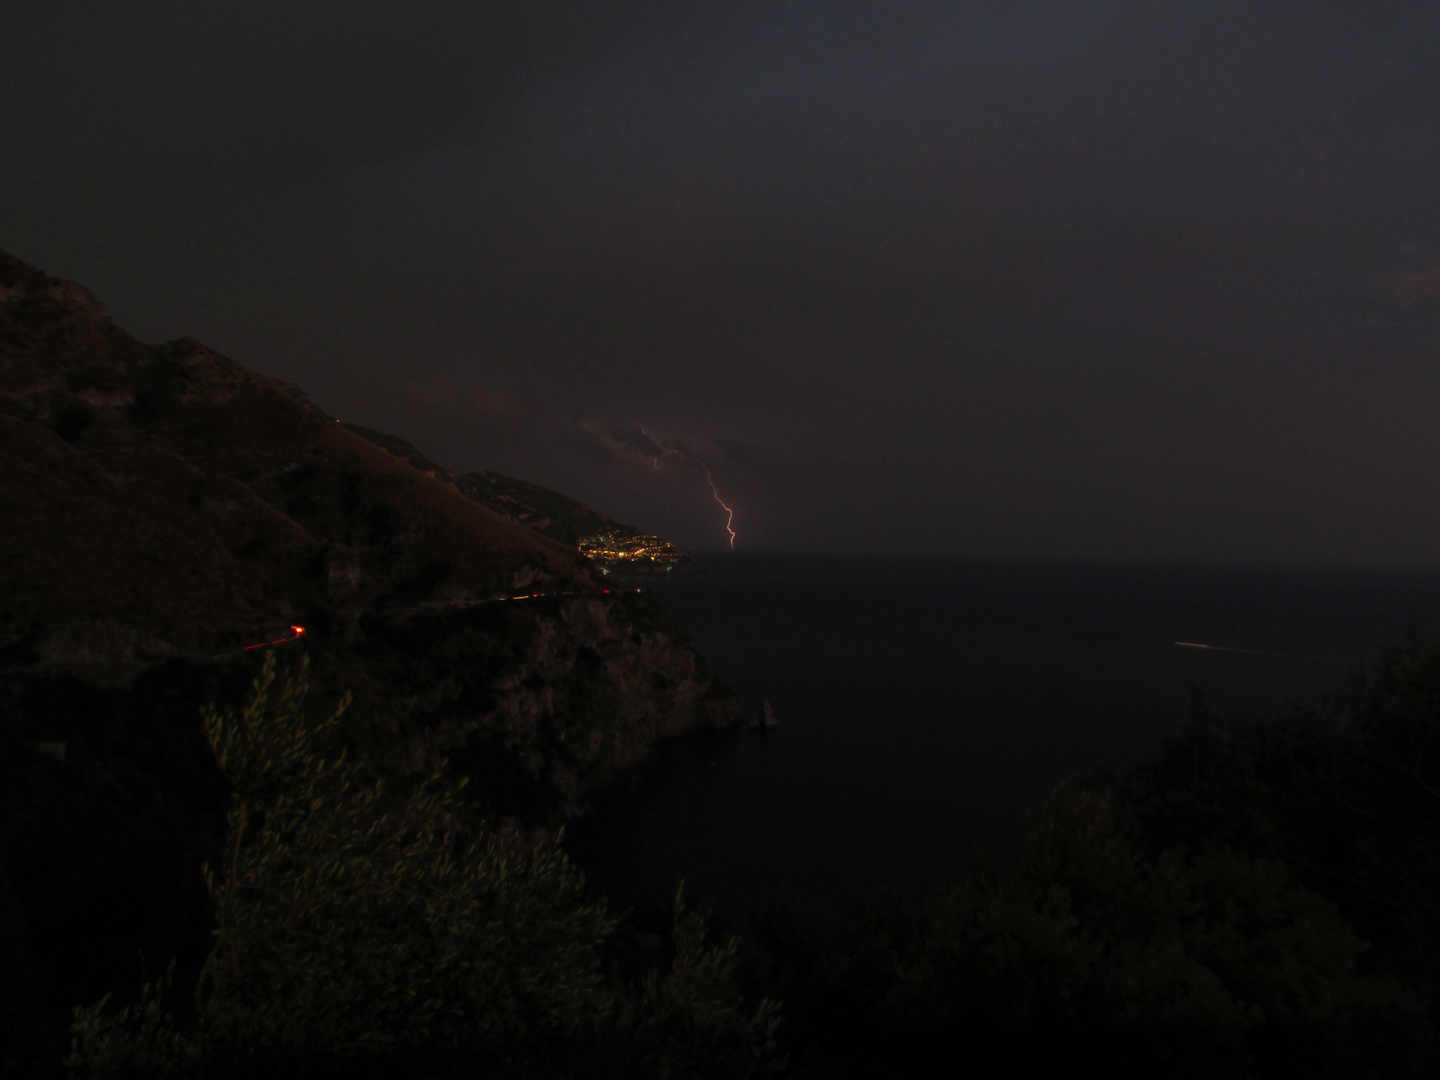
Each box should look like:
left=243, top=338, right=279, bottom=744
left=64, top=656, right=777, bottom=1077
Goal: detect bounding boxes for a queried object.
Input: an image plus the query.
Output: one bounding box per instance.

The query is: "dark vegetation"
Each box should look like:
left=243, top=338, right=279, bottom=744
left=7, top=655, right=776, bottom=1080
left=2, top=243, right=741, bottom=977
left=2, top=662, right=238, bottom=1076
left=4, top=631, right=1439, bottom=1078
left=5, top=250, right=1438, bottom=1074
left=744, top=629, right=1440, bottom=1079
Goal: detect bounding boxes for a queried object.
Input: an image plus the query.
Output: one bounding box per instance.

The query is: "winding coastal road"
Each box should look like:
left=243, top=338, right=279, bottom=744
left=13, top=588, right=647, bottom=670
left=225, top=587, right=643, bottom=655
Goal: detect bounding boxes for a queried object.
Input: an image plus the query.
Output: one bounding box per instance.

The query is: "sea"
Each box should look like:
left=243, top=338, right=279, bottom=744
left=565, top=555, right=1440, bottom=933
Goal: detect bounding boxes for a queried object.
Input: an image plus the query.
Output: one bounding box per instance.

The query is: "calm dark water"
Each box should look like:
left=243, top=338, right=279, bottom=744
left=567, top=556, right=1440, bottom=931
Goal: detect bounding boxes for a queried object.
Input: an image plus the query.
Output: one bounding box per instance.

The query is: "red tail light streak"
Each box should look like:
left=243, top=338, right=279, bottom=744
left=241, top=625, right=306, bottom=651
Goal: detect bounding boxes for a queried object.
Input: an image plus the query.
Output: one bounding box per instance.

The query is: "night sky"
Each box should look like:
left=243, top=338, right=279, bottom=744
left=6, top=2, right=1440, bottom=562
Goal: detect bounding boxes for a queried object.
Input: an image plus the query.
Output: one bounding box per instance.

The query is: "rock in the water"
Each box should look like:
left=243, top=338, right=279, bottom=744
left=750, top=700, right=779, bottom=728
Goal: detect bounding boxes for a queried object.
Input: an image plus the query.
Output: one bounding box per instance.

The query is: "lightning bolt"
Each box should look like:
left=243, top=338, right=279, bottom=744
left=704, top=465, right=736, bottom=549
left=634, top=427, right=737, bottom=548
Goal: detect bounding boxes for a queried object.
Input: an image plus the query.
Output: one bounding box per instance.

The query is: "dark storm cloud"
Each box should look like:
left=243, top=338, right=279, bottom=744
left=1387, top=255, right=1440, bottom=305
left=554, top=425, right=616, bottom=467
left=656, top=438, right=700, bottom=466
left=5, top=2, right=1440, bottom=560
left=606, top=427, right=668, bottom=464
left=3, top=1, right=673, bottom=187
left=586, top=425, right=716, bottom=474
left=713, top=438, right=766, bottom=470
left=389, top=376, right=522, bottom=418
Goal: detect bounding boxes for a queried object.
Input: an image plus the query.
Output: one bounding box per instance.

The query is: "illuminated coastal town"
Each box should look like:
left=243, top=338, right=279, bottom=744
left=579, top=532, right=698, bottom=572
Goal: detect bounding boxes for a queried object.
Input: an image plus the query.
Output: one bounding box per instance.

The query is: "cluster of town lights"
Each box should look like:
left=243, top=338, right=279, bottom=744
left=578, top=533, right=689, bottom=565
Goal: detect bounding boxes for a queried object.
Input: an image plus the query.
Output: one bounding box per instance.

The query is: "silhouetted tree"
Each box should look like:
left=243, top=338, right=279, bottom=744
left=1125, top=629, right=1440, bottom=998
left=754, top=780, right=1425, bottom=1078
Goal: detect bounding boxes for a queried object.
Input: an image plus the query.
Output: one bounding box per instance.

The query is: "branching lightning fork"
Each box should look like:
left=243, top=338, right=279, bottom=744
left=704, top=465, right=736, bottom=549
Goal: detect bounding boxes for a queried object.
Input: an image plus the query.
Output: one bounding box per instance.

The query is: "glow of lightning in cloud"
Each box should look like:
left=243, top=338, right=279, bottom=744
left=640, top=428, right=664, bottom=469
left=704, top=465, right=736, bottom=549
left=624, top=426, right=737, bottom=548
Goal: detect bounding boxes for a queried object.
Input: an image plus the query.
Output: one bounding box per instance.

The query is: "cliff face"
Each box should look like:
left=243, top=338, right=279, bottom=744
left=353, top=590, right=735, bottom=805
left=0, top=249, right=736, bottom=809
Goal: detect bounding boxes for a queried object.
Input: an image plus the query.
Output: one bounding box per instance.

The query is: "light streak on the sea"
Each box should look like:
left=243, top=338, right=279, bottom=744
left=1175, top=641, right=1349, bottom=663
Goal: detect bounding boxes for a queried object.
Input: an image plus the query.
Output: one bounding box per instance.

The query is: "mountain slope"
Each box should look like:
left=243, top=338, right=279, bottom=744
left=0, top=248, right=737, bottom=798
left=0, top=247, right=744, bottom=1078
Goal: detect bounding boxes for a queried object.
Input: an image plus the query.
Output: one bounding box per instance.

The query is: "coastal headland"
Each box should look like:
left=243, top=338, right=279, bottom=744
left=0, top=247, right=736, bottom=812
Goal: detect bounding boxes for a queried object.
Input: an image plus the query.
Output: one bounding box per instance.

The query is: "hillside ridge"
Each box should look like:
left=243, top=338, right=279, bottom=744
left=0, top=247, right=738, bottom=811
left=340, top=422, right=699, bottom=570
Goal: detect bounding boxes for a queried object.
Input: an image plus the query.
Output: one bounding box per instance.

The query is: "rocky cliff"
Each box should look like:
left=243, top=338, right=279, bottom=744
left=0, top=249, right=737, bottom=812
